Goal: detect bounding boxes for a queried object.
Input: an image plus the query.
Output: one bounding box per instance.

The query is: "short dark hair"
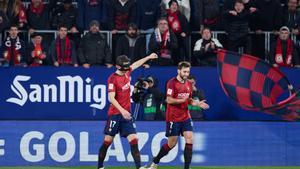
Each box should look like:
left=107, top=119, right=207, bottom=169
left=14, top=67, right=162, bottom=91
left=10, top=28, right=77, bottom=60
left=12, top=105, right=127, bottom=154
left=178, top=61, right=191, bottom=70
left=235, top=0, right=244, bottom=4
left=58, top=24, right=68, bottom=30
left=116, top=55, right=130, bottom=66
left=201, top=27, right=211, bottom=34
left=157, top=17, right=168, bottom=25
left=127, top=23, right=138, bottom=31
left=168, top=0, right=178, bottom=7
left=10, top=24, right=18, bottom=29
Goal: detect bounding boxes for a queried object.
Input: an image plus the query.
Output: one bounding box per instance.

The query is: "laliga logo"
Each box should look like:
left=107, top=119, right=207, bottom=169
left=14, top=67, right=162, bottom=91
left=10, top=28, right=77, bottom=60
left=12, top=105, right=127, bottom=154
left=6, top=75, right=106, bottom=109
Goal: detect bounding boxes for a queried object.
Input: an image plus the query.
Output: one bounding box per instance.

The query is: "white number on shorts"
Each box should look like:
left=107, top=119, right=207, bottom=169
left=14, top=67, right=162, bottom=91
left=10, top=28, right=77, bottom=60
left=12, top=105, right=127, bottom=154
left=110, top=120, right=117, bottom=128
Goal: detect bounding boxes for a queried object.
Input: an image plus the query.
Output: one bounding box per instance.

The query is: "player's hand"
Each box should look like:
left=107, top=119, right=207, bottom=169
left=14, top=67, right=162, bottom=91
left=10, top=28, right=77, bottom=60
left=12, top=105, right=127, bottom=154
left=198, top=100, right=210, bottom=110
left=83, top=63, right=90, bottom=68
left=147, top=53, right=158, bottom=60
left=121, top=109, right=132, bottom=120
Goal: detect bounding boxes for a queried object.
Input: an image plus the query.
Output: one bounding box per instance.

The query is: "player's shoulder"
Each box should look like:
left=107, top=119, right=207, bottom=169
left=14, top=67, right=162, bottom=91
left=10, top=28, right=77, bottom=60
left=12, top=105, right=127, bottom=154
left=167, top=77, right=177, bottom=84
left=107, top=73, right=117, bottom=83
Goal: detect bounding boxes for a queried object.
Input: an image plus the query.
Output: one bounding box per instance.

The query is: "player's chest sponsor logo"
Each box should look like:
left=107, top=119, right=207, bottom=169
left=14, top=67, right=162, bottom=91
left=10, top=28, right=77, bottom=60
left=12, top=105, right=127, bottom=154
left=121, top=82, right=131, bottom=91
left=177, top=92, right=190, bottom=99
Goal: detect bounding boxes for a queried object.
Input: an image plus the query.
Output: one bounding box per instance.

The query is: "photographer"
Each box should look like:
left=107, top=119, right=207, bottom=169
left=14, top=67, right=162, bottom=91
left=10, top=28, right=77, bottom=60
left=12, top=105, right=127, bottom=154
left=132, top=76, right=163, bottom=121
left=193, top=27, right=223, bottom=66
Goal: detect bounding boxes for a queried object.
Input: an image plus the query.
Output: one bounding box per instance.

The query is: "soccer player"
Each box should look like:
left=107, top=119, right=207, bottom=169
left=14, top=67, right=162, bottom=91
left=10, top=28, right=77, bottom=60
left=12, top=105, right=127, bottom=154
left=97, top=53, right=158, bottom=169
left=148, top=61, right=209, bottom=169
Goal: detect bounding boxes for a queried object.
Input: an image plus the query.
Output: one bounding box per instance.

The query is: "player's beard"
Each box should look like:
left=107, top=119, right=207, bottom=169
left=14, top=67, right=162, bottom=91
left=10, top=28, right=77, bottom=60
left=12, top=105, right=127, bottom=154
left=179, top=72, right=188, bottom=82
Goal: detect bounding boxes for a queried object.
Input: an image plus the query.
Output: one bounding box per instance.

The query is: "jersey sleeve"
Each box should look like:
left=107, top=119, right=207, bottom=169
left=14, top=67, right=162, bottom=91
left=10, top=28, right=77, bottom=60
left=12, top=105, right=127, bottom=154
left=107, top=76, right=116, bottom=93
left=166, top=80, right=175, bottom=97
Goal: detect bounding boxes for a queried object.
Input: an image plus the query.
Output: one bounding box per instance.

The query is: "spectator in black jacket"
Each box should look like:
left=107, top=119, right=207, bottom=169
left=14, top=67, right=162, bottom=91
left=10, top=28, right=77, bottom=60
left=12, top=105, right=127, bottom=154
left=51, top=0, right=78, bottom=33
left=193, top=27, right=223, bottom=66
left=191, top=0, right=221, bottom=31
left=107, top=0, right=136, bottom=32
left=1, top=25, right=26, bottom=67
left=49, top=24, right=78, bottom=67
left=224, top=0, right=253, bottom=54
left=77, top=20, right=112, bottom=68
left=148, top=17, right=178, bottom=66
left=116, top=23, right=148, bottom=67
left=0, top=10, right=9, bottom=32
left=166, top=0, right=190, bottom=63
left=282, top=0, right=300, bottom=36
left=251, top=0, right=282, bottom=59
left=27, top=0, right=51, bottom=32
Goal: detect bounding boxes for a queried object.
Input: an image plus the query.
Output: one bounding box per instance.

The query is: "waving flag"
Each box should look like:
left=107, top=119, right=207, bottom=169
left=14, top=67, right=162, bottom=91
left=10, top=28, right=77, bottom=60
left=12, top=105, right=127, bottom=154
left=217, top=49, right=300, bottom=121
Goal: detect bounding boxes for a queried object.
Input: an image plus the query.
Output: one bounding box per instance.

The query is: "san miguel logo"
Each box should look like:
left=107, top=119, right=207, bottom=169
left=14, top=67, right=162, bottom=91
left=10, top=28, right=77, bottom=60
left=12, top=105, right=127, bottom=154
left=6, top=75, right=107, bottom=109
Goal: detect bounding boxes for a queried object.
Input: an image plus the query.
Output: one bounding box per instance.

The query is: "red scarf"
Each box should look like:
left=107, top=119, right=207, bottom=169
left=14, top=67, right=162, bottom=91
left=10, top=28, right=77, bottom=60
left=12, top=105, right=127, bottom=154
left=88, top=0, right=99, bottom=6
left=19, top=4, right=27, bottom=23
left=55, top=36, right=72, bottom=65
left=154, top=28, right=171, bottom=58
left=30, top=43, right=45, bottom=67
left=167, top=9, right=182, bottom=34
left=3, top=37, right=22, bottom=65
left=275, top=38, right=293, bottom=67
left=30, top=0, right=45, bottom=15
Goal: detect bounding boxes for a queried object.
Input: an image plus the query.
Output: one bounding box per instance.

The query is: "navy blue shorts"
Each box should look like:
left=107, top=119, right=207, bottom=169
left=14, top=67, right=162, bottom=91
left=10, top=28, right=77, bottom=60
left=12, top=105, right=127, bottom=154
left=104, top=114, right=137, bottom=137
left=165, top=118, right=193, bottom=137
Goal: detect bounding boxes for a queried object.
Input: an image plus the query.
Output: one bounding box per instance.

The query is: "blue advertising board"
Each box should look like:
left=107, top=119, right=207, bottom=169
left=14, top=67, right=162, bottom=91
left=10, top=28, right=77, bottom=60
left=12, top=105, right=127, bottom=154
left=0, top=121, right=299, bottom=166
left=0, top=67, right=299, bottom=120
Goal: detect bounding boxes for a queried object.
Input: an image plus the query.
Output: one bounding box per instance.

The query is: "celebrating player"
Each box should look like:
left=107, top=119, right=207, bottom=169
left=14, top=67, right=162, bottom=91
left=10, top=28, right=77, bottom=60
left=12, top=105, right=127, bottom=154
left=98, top=53, right=158, bottom=169
left=148, top=61, right=209, bottom=169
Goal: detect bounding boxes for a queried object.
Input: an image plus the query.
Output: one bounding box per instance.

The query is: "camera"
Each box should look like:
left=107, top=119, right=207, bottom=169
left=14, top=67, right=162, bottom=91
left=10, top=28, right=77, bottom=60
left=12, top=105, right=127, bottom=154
left=132, top=78, right=151, bottom=103
left=135, top=78, right=150, bottom=90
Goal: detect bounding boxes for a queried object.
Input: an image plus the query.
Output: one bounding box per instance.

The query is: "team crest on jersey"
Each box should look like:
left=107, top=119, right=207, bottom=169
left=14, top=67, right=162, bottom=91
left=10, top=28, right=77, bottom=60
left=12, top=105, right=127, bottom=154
left=167, top=89, right=173, bottom=95
left=108, top=83, right=114, bottom=90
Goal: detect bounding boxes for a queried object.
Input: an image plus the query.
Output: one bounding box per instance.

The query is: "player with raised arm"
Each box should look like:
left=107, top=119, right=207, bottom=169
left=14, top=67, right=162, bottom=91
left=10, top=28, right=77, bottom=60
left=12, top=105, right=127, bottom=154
left=97, top=53, right=158, bottom=169
left=148, top=61, right=209, bottom=169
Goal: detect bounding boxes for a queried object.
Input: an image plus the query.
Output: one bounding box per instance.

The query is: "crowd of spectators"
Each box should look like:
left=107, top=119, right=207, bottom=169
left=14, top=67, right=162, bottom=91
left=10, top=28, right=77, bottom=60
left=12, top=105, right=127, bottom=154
left=0, top=0, right=300, bottom=67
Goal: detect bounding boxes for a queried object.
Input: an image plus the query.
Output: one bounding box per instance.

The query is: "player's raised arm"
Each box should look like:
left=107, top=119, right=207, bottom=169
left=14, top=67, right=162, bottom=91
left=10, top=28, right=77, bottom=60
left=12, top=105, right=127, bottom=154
left=130, top=53, right=158, bottom=71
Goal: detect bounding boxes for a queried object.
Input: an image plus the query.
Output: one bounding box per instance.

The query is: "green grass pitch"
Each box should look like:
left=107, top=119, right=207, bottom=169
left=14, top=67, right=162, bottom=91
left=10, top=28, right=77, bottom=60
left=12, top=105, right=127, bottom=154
left=1, top=167, right=300, bottom=169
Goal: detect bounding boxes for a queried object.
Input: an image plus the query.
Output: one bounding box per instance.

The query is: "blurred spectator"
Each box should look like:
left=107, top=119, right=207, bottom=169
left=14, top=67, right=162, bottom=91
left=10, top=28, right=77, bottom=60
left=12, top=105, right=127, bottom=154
left=77, top=20, right=112, bottom=68
left=193, top=27, right=223, bottom=66
left=0, top=11, right=9, bottom=32
left=107, top=0, right=137, bottom=64
left=268, top=26, right=300, bottom=67
left=136, top=0, right=161, bottom=31
left=136, top=0, right=161, bottom=52
left=224, top=0, right=253, bottom=54
left=132, top=75, right=163, bottom=121
left=251, top=0, right=283, bottom=30
left=51, top=0, right=78, bottom=33
left=1, top=25, right=26, bottom=66
left=166, top=0, right=190, bottom=63
left=282, top=0, right=300, bottom=35
left=49, top=24, right=78, bottom=67
left=251, top=0, right=282, bottom=59
left=27, top=0, right=51, bottom=32
left=148, top=17, right=178, bottom=66
left=223, top=0, right=256, bottom=11
left=188, top=75, right=206, bottom=121
left=107, top=0, right=136, bottom=32
left=4, top=0, right=27, bottom=28
left=161, top=0, right=191, bottom=22
left=77, top=0, right=109, bottom=30
left=116, top=23, right=148, bottom=67
left=27, top=32, right=47, bottom=66
left=191, top=0, right=220, bottom=31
